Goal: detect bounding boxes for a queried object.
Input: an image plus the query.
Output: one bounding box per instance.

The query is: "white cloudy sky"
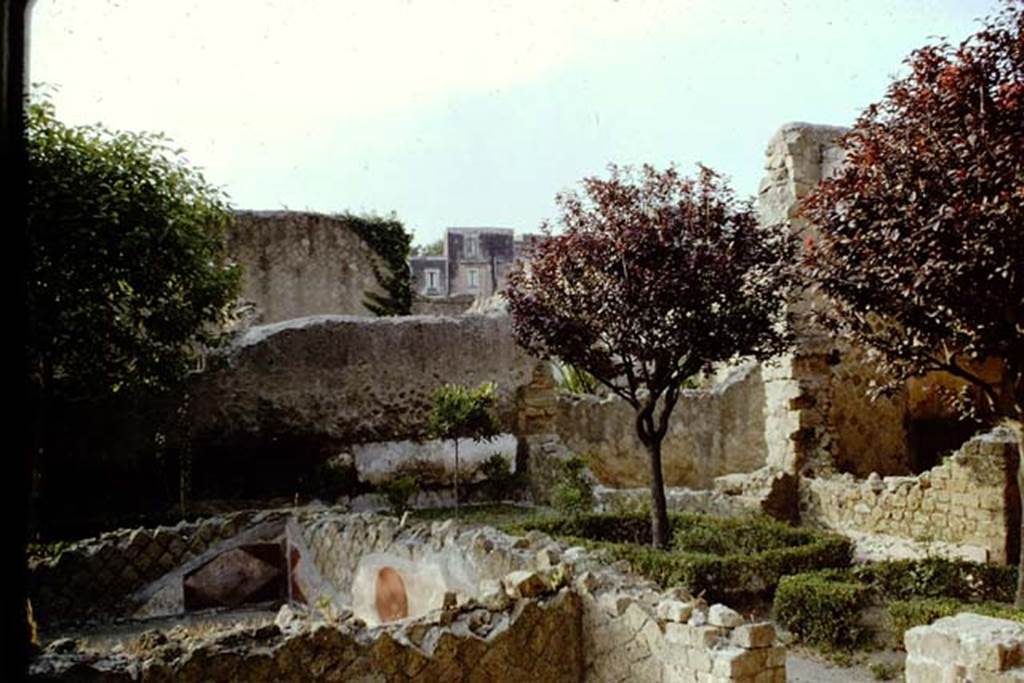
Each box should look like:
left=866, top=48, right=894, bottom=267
left=30, top=0, right=997, bottom=245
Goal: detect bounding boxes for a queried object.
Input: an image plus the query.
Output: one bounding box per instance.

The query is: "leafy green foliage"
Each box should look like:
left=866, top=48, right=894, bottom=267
left=382, top=475, right=418, bottom=515
left=774, top=573, right=872, bottom=647
left=551, top=456, right=595, bottom=517
left=522, top=512, right=852, bottom=601
left=774, top=558, right=1020, bottom=648
left=850, top=557, right=1016, bottom=603
left=428, top=382, right=501, bottom=443
left=27, top=96, right=241, bottom=399
left=413, top=238, right=444, bottom=257
left=553, top=361, right=601, bottom=395
left=341, top=212, right=413, bottom=316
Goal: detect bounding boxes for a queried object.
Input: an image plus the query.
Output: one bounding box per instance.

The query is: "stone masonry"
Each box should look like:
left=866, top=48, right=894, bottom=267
left=905, top=612, right=1024, bottom=682
left=801, top=428, right=1019, bottom=562
left=31, top=512, right=786, bottom=682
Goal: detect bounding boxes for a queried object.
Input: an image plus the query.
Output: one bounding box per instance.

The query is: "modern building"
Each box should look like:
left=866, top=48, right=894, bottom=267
left=410, top=227, right=543, bottom=299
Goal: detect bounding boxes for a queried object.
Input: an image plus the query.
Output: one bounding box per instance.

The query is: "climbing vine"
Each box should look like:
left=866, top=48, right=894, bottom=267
left=336, top=211, right=413, bottom=316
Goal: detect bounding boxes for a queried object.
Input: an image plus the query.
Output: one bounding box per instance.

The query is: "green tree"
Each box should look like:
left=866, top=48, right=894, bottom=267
left=428, top=382, right=501, bottom=516
left=27, top=96, right=241, bottom=529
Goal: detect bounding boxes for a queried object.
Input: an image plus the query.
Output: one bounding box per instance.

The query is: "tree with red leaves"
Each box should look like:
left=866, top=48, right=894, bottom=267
left=801, top=2, right=1024, bottom=604
left=506, top=164, right=795, bottom=548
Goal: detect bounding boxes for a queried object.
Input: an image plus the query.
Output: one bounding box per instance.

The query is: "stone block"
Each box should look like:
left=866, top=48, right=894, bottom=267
left=730, top=622, right=776, bottom=649
left=656, top=599, right=694, bottom=623
left=501, top=570, right=548, bottom=599
left=708, top=604, right=745, bottom=628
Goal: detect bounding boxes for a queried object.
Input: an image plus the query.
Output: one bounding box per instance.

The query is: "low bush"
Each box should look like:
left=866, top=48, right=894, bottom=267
left=521, top=511, right=852, bottom=600
left=550, top=456, right=595, bottom=518
left=851, top=558, right=1015, bottom=604
left=775, top=559, right=1021, bottom=649
left=888, top=597, right=1024, bottom=642
left=774, top=572, right=872, bottom=647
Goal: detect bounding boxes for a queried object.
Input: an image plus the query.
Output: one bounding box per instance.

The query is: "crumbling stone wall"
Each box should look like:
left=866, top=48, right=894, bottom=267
left=31, top=512, right=787, bottom=682
left=905, top=613, right=1024, bottom=682
left=229, top=211, right=388, bottom=323
left=757, top=122, right=914, bottom=477
left=555, top=362, right=768, bottom=489
left=191, top=313, right=545, bottom=452
left=801, top=429, right=1019, bottom=562
left=28, top=510, right=283, bottom=625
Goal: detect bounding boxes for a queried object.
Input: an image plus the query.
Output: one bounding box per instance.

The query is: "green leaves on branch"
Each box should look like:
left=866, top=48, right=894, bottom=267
left=428, top=382, right=501, bottom=442
left=27, top=94, right=240, bottom=400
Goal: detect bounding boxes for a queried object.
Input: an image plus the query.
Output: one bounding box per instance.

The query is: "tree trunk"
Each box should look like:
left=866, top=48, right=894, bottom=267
left=453, top=439, right=460, bottom=520
left=1007, top=419, right=1024, bottom=609
left=645, top=438, right=670, bottom=549
left=1016, top=450, right=1023, bottom=609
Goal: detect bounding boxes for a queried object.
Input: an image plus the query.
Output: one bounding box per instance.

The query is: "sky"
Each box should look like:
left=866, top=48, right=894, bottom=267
left=30, top=0, right=999, bottom=246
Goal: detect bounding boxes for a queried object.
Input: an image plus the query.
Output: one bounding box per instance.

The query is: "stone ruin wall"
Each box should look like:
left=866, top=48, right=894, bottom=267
left=555, top=362, right=768, bottom=489
left=31, top=512, right=787, bottom=682
left=229, top=211, right=389, bottom=324
left=905, top=613, right=1024, bottom=682
left=191, top=314, right=543, bottom=450
left=801, top=428, right=1020, bottom=563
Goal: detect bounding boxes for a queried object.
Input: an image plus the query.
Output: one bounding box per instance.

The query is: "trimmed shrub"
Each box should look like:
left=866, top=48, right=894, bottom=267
left=774, top=573, right=873, bottom=647
left=551, top=456, right=595, bottom=518
left=775, top=559, right=1020, bottom=649
left=521, top=512, right=853, bottom=600
left=852, top=558, right=1015, bottom=604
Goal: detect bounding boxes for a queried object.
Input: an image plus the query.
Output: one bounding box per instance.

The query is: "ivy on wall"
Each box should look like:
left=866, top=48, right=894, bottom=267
left=336, top=212, right=413, bottom=316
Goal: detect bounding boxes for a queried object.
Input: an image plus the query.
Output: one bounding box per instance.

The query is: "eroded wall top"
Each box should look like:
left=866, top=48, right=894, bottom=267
left=229, top=211, right=388, bottom=323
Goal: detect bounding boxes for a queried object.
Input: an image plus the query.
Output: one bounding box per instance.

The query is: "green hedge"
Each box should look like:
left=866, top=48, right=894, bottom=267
left=774, top=559, right=1021, bottom=649
left=774, top=573, right=873, bottom=647
left=519, top=512, right=852, bottom=601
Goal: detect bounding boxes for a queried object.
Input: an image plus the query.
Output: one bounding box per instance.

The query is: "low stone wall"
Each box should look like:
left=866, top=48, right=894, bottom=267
left=31, top=511, right=787, bottom=682
left=555, top=362, right=768, bottom=489
left=411, top=294, right=476, bottom=316
left=905, top=613, right=1024, bottom=682
left=28, top=510, right=284, bottom=625
left=801, top=428, right=1019, bottom=563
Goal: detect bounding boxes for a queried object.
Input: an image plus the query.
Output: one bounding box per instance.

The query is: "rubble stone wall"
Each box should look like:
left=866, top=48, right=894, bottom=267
left=801, top=429, right=1019, bottom=563
left=555, top=363, right=768, bottom=488
left=229, top=211, right=388, bottom=323
left=28, top=510, right=283, bottom=625
left=905, top=613, right=1024, bottom=682
left=190, top=314, right=547, bottom=450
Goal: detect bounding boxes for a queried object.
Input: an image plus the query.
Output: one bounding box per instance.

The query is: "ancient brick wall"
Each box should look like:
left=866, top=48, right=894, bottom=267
left=801, top=429, right=1019, bottom=563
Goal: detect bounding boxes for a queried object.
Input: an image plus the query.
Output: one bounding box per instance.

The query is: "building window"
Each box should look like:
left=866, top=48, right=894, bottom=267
left=425, top=268, right=439, bottom=291
left=465, top=235, right=479, bottom=259
left=467, top=268, right=479, bottom=289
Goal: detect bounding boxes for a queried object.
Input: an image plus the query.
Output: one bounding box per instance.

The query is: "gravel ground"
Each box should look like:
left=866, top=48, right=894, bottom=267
left=787, top=646, right=906, bottom=682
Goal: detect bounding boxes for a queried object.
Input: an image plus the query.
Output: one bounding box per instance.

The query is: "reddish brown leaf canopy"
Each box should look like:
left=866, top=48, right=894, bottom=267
left=506, top=163, right=795, bottom=409
left=800, top=1, right=1023, bottom=417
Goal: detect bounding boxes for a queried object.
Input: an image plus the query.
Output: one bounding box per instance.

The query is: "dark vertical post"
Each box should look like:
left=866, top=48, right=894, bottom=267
left=3, top=0, right=35, bottom=678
